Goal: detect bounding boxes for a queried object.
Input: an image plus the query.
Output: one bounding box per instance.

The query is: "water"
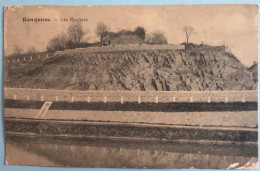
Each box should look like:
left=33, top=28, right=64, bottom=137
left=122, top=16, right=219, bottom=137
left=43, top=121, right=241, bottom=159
left=5, top=135, right=258, bottom=169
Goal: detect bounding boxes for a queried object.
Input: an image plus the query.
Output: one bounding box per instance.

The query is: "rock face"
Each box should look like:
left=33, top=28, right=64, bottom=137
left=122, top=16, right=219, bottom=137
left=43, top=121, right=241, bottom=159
left=4, top=46, right=257, bottom=91
left=248, top=63, right=258, bottom=84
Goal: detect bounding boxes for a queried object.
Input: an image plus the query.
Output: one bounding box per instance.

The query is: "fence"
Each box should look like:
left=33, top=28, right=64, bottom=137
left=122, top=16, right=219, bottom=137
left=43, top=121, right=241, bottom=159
left=4, top=52, right=53, bottom=65
left=4, top=88, right=258, bottom=103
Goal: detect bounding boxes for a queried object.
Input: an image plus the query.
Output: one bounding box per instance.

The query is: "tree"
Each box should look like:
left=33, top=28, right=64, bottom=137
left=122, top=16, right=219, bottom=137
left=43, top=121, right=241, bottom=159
left=47, top=33, right=67, bottom=51
left=145, top=30, right=167, bottom=44
left=68, top=22, right=86, bottom=48
left=95, top=22, right=110, bottom=46
left=134, top=26, right=146, bottom=40
left=182, top=26, right=194, bottom=44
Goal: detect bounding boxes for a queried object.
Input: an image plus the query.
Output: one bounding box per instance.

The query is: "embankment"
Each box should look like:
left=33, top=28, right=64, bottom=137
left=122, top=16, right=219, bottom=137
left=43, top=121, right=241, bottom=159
left=5, top=118, right=258, bottom=143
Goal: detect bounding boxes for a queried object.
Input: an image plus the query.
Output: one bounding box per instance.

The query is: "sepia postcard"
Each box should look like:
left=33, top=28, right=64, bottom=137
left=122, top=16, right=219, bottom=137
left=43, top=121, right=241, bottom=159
left=3, top=5, right=258, bottom=169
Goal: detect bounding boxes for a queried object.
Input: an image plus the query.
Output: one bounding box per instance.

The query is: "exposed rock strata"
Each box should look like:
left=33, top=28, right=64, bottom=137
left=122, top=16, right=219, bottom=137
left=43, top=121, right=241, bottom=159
left=5, top=47, right=257, bottom=91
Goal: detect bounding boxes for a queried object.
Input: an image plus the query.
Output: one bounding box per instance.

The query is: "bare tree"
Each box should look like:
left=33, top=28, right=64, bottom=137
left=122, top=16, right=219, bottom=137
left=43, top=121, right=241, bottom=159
left=13, top=45, right=23, bottom=55
left=145, top=30, right=167, bottom=44
left=95, top=22, right=110, bottom=46
left=68, top=22, right=86, bottom=48
left=182, top=26, right=194, bottom=44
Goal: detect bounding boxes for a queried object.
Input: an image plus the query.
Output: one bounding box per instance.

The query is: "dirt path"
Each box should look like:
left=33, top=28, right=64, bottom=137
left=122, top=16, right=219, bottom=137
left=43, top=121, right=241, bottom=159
left=5, top=108, right=257, bottom=128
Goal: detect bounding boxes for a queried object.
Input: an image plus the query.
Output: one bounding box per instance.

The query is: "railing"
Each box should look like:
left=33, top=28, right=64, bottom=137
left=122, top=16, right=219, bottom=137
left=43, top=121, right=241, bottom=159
left=4, top=88, right=258, bottom=103
left=4, top=52, right=53, bottom=65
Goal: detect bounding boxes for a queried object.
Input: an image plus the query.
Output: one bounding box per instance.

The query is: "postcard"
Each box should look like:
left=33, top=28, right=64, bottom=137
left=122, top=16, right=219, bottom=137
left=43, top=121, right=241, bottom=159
left=4, top=5, right=258, bottom=169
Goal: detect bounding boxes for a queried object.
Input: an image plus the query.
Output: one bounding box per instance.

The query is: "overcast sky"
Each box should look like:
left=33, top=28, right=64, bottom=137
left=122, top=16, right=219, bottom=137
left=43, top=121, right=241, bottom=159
left=4, top=5, right=258, bottom=67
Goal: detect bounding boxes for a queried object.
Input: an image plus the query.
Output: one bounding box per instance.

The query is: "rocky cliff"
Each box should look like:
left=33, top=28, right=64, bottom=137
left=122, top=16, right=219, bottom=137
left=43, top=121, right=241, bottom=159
left=4, top=46, right=257, bottom=91
left=248, top=63, right=258, bottom=84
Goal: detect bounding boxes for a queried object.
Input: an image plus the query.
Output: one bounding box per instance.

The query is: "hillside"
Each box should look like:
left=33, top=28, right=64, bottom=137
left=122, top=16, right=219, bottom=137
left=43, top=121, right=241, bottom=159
left=248, top=63, right=258, bottom=83
left=4, top=46, right=257, bottom=91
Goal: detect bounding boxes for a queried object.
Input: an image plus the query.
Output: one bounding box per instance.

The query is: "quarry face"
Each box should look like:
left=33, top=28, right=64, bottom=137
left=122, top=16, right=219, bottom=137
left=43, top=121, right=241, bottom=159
left=4, top=46, right=257, bottom=91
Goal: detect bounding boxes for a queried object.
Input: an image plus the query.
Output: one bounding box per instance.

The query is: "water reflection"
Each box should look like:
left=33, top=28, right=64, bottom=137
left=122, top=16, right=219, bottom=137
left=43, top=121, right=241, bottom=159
left=5, top=135, right=258, bottom=169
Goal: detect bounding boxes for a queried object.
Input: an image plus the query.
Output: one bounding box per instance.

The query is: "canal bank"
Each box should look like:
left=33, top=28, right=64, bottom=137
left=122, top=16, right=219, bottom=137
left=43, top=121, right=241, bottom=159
left=5, top=118, right=258, bottom=143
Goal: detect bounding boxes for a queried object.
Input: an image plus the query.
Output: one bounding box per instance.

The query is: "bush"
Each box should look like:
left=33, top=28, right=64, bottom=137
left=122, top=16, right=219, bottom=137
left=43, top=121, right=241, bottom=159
left=145, top=31, right=168, bottom=44
left=47, top=33, right=67, bottom=51
left=134, top=27, right=146, bottom=40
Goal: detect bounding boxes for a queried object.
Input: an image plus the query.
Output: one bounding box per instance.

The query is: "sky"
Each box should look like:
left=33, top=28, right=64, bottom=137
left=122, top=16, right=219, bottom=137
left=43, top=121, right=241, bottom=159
left=4, top=5, right=258, bottom=67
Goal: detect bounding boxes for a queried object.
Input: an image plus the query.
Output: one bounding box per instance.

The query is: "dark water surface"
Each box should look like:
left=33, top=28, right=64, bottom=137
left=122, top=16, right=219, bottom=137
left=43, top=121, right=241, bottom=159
left=5, top=135, right=257, bottom=169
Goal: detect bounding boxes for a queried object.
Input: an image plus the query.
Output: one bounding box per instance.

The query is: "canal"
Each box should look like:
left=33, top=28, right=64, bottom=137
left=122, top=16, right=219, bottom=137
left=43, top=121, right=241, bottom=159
left=5, top=134, right=258, bottom=169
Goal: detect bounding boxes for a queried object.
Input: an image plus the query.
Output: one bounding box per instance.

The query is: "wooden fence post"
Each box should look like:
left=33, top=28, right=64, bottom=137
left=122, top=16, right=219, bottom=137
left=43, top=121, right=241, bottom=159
left=138, top=96, right=141, bottom=104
